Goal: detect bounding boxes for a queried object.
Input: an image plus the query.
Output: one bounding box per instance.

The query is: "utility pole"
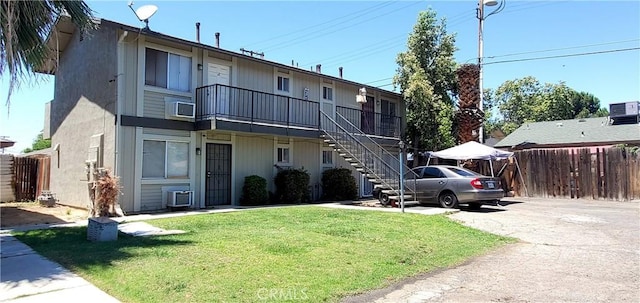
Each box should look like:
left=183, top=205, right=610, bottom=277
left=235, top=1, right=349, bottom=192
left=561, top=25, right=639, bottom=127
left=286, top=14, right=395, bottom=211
left=240, top=48, right=264, bottom=58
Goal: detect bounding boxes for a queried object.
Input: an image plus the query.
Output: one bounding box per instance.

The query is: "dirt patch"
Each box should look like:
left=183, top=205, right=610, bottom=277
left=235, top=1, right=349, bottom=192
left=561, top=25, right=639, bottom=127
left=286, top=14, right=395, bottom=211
left=0, top=202, right=88, bottom=228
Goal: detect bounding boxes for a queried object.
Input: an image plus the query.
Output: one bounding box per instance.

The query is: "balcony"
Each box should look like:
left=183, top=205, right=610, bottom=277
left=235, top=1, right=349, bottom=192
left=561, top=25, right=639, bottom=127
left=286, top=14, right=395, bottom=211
left=336, top=106, right=401, bottom=139
left=195, top=84, right=402, bottom=139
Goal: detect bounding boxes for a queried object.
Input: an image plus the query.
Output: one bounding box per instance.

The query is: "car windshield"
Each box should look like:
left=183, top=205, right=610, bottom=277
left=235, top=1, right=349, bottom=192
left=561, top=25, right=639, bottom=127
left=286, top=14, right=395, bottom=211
left=447, top=167, right=482, bottom=177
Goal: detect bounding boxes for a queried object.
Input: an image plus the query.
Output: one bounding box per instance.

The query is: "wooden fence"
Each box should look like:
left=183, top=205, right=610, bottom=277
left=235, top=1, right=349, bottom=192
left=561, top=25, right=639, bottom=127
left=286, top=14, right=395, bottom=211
left=12, top=156, right=50, bottom=201
left=0, top=154, right=15, bottom=202
left=480, top=148, right=640, bottom=201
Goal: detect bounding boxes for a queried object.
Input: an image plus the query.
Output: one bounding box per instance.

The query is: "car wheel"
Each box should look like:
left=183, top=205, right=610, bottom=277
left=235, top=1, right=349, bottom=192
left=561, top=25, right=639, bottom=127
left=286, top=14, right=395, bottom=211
left=379, top=192, right=390, bottom=206
left=438, top=192, right=458, bottom=209
left=468, top=202, right=482, bottom=210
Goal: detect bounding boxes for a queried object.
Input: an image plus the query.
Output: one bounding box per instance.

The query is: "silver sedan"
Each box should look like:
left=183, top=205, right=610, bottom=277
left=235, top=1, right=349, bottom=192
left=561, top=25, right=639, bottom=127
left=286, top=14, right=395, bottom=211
left=403, top=165, right=504, bottom=209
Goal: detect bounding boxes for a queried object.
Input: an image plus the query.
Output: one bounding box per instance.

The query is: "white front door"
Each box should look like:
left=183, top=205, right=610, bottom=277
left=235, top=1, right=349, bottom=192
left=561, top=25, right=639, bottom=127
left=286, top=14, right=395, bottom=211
left=207, top=63, right=231, bottom=115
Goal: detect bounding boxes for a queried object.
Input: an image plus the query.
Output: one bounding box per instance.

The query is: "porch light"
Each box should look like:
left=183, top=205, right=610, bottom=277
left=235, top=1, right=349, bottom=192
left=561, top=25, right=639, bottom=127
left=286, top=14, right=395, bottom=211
left=356, top=87, right=367, bottom=104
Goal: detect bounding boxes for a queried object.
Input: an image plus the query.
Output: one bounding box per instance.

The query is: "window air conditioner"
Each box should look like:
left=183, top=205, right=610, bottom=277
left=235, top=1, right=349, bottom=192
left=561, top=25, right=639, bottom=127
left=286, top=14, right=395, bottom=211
left=172, top=101, right=195, bottom=118
left=167, top=190, right=193, bottom=207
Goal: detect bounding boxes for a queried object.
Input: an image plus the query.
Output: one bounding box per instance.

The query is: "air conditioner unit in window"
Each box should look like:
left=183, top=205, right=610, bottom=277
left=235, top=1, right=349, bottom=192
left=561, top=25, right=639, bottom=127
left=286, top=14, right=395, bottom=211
left=172, top=101, right=195, bottom=118
left=167, top=190, right=193, bottom=207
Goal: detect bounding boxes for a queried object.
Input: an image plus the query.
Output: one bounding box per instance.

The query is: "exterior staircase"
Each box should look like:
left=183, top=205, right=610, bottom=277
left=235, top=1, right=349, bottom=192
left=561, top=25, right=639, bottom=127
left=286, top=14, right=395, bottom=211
left=319, top=111, right=417, bottom=205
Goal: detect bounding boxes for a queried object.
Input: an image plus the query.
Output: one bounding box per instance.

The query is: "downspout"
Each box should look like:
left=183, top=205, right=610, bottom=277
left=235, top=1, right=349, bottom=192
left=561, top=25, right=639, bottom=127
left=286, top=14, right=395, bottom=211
left=115, top=30, right=128, bottom=177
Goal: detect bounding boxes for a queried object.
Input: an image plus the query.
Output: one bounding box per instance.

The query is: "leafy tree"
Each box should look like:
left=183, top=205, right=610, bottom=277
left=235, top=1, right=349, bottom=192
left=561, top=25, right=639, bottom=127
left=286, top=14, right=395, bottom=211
left=1, top=0, right=95, bottom=108
left=394, top=9, right=457, bottom=153
left=22, top=131, right=51, bottom=153
left=486, top=76, right=609, bottom=135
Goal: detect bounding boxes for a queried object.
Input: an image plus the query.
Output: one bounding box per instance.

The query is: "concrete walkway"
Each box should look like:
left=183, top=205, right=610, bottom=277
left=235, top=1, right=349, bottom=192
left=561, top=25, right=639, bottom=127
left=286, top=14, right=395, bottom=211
left=0, top=234, right=120, bottom=302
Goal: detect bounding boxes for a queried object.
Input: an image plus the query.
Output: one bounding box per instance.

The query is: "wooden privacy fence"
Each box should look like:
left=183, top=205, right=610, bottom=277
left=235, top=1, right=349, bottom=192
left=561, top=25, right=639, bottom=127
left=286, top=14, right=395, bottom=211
left=482, top=148, right=640, bottom=201
left=12, top=156, right=50, bottom=201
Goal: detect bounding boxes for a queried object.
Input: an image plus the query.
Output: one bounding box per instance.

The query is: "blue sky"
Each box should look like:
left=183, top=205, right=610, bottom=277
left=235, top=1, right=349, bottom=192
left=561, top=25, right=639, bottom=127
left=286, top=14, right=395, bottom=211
left=1, top=0, right=639, bottom=154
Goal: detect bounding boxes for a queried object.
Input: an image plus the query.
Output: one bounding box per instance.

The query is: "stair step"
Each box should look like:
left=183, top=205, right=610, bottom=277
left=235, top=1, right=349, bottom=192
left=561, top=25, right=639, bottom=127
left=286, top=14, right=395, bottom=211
left=382, top=190, right=399, bottom=195
left=328, top=143, right=336, bottom=147
left=389, top=195, right=413, bottom=200
left=389, top=200, right=421, bottom=207
left=323, top=139, right=332, bottom=143
left=338, top=153, right=347, bottom=157
left=350, top=163, right=361, bottom=167
left=356, top=168, right=365, bottom=172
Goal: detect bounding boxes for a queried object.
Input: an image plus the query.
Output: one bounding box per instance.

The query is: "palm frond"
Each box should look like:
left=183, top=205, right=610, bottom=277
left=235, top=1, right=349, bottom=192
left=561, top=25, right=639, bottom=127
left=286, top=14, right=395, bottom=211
left=0, top=0, right=95, bottom=109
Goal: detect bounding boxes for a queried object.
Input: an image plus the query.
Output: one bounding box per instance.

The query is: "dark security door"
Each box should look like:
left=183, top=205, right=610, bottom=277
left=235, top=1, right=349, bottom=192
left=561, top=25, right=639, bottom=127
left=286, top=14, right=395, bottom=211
left=361, top=96, right=375, bottom=135
left=206, top=143, right=232, bottom=206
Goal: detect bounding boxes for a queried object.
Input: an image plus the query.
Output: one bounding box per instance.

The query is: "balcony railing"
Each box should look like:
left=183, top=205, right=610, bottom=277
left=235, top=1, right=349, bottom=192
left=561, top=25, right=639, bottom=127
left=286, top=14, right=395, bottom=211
left=196, top=84, right=320, bottom=129
left=336, top=106, right=401, bottom=138
left=195, top=84, right=402, bottom=138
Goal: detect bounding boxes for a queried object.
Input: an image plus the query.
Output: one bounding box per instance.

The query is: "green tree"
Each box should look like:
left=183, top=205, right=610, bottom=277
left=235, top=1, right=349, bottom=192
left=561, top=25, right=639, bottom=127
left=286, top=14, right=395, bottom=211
left=487, top=76, right=609, bottom=135
left=22, top=131, right=51, bottom=153
left=394, top=9, right=457, bottom=153
left=1, top=0, right=95, bottom=108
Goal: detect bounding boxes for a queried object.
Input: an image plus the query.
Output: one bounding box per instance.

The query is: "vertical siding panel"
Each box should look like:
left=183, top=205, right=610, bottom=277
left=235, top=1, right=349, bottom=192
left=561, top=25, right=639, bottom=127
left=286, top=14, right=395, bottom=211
left=119, top=126, right=137, bottom=212
left=234, top=135, right=274, bottom=199
left=293, top=139, right=321, bottom=200
left=236, top=59, right=273, bottom=92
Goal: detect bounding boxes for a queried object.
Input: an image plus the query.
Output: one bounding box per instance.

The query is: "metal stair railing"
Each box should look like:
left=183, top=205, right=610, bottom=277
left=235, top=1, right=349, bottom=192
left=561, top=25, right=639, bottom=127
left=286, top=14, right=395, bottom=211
left=333, top=112, right=420, bottom=195
left=320, top=111, right=417, bottom=198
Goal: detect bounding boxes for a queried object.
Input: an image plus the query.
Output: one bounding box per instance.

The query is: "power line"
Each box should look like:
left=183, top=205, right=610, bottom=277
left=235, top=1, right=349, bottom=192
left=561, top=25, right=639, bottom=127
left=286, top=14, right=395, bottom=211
left=296, top=7, right=475, bottom=71
left=483, top=47, right=640, bottom=65
left=262, top=1, right=423, bottom=53
left=365, top=77, right=394, bottom=85
left=245, top=1, right=395, bottom=48
left=307, top=11, right=476, bottom=69
left=321, top=41, right=404, bottom=68
left=370, top=47, right=640, bottom=88
left=300, top=35, right=407, bottom=67
left=486, top=38, right=640, bottom=59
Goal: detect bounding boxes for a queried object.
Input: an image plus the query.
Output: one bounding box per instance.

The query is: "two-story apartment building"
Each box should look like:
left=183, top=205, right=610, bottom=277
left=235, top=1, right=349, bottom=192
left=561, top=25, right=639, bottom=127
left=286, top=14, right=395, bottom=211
left=37, top=17, right=407, bottom=213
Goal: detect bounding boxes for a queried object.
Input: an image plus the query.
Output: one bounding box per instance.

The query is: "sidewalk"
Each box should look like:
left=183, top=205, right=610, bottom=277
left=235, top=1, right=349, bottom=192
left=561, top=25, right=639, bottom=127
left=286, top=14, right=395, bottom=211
left=0, top=234, right=120, bottom=302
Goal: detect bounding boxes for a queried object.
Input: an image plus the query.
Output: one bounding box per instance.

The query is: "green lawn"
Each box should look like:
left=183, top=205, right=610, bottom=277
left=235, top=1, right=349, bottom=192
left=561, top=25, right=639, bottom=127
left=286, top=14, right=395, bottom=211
left=15, top=206, right=514, bottom=302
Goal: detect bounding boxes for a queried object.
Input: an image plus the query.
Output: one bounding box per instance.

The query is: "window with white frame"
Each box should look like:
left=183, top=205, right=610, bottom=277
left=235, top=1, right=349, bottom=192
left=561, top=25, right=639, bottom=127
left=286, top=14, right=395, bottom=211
left=277, top=75, right=290, bottom=93
left=322, top=150, right=333, bottom=166
left=142, top=140, right=189, bottom=179
left=322, top=86, right=333, bottom=101
left=145, top=48, right=192, bottom=92
left=276, top=146, right=290, bottom=165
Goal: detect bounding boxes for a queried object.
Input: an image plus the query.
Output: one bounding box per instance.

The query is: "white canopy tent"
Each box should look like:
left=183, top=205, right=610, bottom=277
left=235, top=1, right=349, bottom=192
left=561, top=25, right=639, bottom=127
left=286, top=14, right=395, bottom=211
left=427, top=141, right=528, bottom=196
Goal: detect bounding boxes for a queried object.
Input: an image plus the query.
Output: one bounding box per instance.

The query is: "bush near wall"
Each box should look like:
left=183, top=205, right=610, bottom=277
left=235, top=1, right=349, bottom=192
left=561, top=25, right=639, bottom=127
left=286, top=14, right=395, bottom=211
left=240, top=175, right=268, bottom=206
left=321, top=168, right=358, bottom=201
left=274, top=168, right=310, bottom=204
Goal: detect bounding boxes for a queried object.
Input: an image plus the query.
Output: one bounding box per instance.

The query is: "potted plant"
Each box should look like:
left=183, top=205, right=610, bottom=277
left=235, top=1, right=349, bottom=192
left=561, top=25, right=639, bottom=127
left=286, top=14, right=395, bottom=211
left=87, top=168, right=122, bottom=241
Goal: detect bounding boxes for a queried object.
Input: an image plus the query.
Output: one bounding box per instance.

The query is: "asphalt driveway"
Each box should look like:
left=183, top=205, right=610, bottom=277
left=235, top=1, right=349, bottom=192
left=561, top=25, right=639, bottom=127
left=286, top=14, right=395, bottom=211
left=344, top=197, right=640, bottom=302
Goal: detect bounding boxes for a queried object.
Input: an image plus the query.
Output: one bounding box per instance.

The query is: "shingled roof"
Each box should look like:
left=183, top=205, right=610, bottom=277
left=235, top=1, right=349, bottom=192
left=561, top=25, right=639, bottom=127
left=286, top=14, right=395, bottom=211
left=494, top=117, right=640, bottom=149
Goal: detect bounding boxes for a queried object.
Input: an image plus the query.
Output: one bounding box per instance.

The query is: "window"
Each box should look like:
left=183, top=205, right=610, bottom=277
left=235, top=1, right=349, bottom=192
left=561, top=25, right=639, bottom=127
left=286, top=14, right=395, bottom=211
left=322, top=150, right=333, bottom=165
left=423, top=167, right=444, bottom=179
left=145, top=48, right=191, bottom=92
left=322, top=86, right=333, bottom=101
left=142, top=140, right=189, bottom=179
left=277, top=147, right=290, bottom=164
left=277, top=76, right=290, bottom=93
left=405, top=168, right=422, bottom=179
left=447, top=167, right=481, bottom=177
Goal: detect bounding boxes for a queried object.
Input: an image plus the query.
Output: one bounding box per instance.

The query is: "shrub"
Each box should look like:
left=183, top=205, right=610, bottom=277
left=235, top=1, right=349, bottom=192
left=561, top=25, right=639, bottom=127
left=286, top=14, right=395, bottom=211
left=240, top=175, right=268, bottom=206
left=321, top=168, right=358, bottom=201
left=274, top=168, right=310, bottom=204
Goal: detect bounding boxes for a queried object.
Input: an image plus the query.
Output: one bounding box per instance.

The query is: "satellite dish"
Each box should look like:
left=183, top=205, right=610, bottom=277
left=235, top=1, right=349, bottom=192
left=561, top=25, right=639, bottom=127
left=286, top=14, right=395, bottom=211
left=135, top=5, right=158, bottom=21
left=128, top=2, right=158, bottom=30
